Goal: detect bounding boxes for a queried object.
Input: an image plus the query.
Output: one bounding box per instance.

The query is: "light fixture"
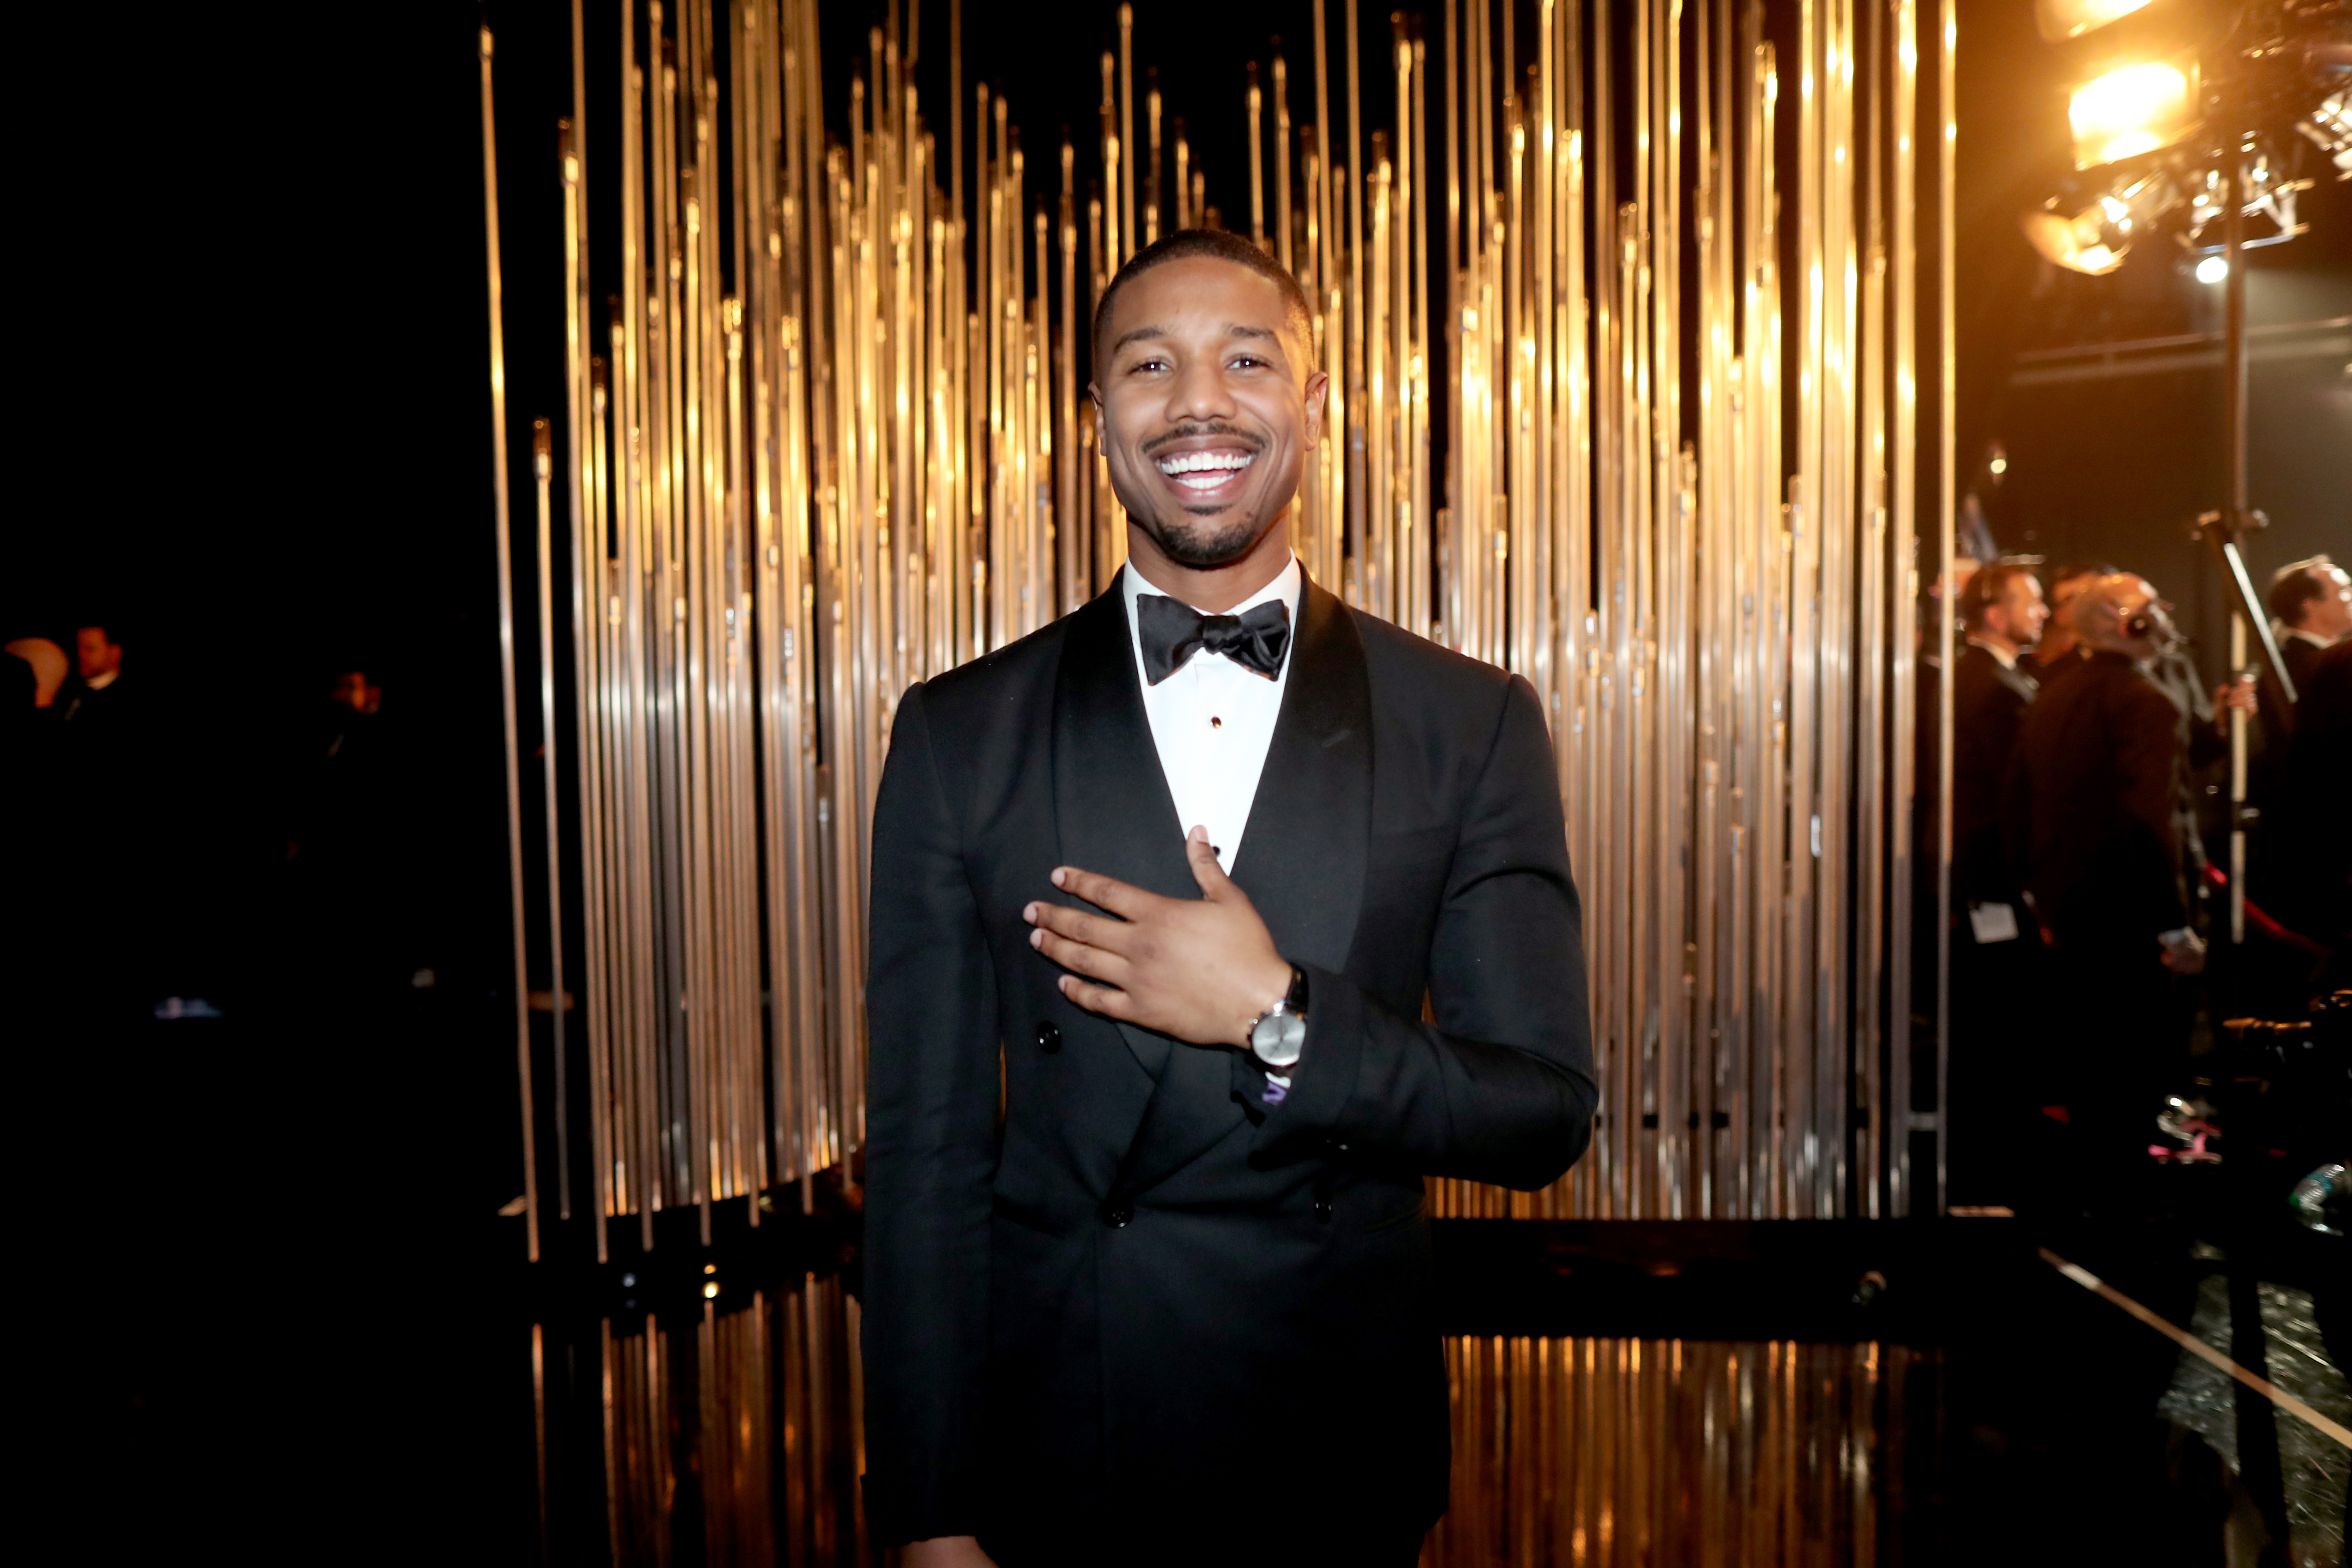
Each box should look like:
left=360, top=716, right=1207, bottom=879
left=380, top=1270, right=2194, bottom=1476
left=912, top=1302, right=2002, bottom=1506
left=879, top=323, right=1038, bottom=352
left=2069, top=53, right=2200, bottom=168
left=2020, top=168, right=2177, bottom=274
left=2034, top=0, right=2156, bottom=44
left=2195, top=254, right=2228, bottom=283
left=2023, top=203, right=2130, bottom=274
left=2300, top=89, right=2352, bottom=180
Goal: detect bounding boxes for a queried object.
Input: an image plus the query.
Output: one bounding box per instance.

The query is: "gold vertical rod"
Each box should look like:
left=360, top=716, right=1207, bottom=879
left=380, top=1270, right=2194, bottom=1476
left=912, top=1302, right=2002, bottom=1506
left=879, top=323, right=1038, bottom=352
left=535, top=419, right=573, bottom=1223
left=481, top=22, right=539, bottom=1264
left=1932, top=0, right=1956, bottom=1217
left=1119, top=5, right=1137, bottom=265
left=1887, top=0, right=1918, bottom=1218
left=1273, top=51, right=1293, bottom=273
left=1249, top=64, right=1267, bottom=248
left=1147, top=77, right=1164, bottom=247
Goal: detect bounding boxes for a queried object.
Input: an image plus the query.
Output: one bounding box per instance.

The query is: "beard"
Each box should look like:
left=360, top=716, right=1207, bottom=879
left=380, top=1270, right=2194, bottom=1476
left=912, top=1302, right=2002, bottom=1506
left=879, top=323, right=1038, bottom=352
left=1133, top=507, right=1271, bottom=568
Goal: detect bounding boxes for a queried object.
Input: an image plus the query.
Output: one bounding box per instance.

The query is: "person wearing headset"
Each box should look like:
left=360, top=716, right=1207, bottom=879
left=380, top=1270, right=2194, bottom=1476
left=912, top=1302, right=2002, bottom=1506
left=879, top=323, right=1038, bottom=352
left=2006, top=575, right=2204, bottom=1207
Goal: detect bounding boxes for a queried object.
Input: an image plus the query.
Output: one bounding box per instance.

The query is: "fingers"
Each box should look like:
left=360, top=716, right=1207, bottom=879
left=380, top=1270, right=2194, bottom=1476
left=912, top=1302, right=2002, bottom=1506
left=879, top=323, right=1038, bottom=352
left=1023, top=899, right=1128, bottom=953
left=1050, top=864, right=1151, bottom=918
left=1029, top=923, right=1131, bottom=984
left=1059, top=974, right=1134, bottom=1019
left=1184, top=825, right=1231, bottom=897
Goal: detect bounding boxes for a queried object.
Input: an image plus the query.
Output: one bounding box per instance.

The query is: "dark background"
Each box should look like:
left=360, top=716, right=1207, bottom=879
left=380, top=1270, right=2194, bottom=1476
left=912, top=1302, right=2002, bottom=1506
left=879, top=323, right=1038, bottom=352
left=9, top=0, right=2343, bottom=1552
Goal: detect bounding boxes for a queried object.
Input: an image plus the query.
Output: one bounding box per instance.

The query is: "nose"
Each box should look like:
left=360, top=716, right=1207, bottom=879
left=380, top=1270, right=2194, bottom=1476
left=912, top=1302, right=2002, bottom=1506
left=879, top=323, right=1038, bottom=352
left=1164, top=354, right=1237, bottom=425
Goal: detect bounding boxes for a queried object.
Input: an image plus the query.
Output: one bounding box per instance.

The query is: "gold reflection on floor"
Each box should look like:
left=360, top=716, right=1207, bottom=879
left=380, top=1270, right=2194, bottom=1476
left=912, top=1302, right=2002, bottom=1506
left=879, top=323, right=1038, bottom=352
left=548, top=1288, right=1912, bottom=1564
left=1425, top=1337, right=1902, bottom=1568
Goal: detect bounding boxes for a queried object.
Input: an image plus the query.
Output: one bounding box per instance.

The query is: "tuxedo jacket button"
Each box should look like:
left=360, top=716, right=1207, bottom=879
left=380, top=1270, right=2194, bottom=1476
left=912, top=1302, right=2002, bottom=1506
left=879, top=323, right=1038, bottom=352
left=1036, top=1021, right=1061, bottom=1054
left=1313, top=1196, right=1335, bottom=1224
left=1102, top=1203, right=1133, bottom=1229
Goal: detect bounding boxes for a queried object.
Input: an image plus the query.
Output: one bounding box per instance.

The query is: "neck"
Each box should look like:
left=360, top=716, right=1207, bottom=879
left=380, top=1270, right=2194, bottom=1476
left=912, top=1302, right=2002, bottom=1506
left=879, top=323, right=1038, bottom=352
left=1124, top=516, right=1295, bottom=612
left=1969, top=629, right=2018, bottom=661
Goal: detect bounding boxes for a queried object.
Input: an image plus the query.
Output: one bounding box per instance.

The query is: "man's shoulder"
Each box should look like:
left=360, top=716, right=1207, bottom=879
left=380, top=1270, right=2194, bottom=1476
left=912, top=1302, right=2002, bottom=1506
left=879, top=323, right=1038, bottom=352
left=1346, top=606, right=1519, bottom=711
left=910, top=613, right=1077, bottom=717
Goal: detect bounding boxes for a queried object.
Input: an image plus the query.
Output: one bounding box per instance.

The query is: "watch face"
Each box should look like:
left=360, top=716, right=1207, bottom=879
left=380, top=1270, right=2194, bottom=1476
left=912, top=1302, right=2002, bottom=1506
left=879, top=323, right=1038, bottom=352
left=1253, top=1011, right=1306, bottom=1066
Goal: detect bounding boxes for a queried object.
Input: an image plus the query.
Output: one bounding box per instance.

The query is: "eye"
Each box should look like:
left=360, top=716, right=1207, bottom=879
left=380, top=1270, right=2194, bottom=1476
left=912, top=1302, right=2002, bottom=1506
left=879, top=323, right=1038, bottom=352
left=1229, top=355, right=1266, bottom=370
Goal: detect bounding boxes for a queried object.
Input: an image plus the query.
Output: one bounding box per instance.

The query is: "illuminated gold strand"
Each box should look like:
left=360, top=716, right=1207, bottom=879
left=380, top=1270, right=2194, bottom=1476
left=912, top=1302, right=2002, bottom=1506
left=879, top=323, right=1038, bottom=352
left=1370, top=135, right=1392, bottom=622
left=784, top=0, right=827, bottom=1199
left=1886, top=0, right=1920, bottom=1217
left=531, top=412, right=577, bottom=1225
left=1817, top=0, right=1858, bottom=1216
left=1248, top=64, right=1266, bottom=248
left=1390, top=25, right=1415, bottom=636
left=1440, top=0, right=1460, bottom=650
left=1272, top=51, right=1292, bottom=274
left=1034, top=209, right=1053, bottom=628
left=1528, top=10, right=1553, bottom=701
left=1628, top=0, right=1657, bottom=1224
left=1119, top=6, right=1136, bottom=265
left=1561, top=0, right=1593, bottom=1205
left=1855, top=34, right=1889, bottom=1219
left=1344, top=0, right=1365, bottom=607
left=1402, top=29, right=1421, bottom=649
left=1933, top=0, right=1956, bottom=1216
left=1099, top=53, right=1120, bottom=270
left=1173, top=121, right=1190, bottom=230
left=1782, top=0, right=1820, bottom=1219
left=618, top=10, right=658, bottom=1246
left=479, top=22, right=539, bottom=1261
left=1689, top=0, right=1723, bottom=1218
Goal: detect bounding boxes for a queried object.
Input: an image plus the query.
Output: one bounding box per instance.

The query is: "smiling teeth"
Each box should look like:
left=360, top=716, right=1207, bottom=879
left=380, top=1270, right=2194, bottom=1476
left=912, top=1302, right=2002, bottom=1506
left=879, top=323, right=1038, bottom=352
left=1156, top=451, right=1255, bottom=475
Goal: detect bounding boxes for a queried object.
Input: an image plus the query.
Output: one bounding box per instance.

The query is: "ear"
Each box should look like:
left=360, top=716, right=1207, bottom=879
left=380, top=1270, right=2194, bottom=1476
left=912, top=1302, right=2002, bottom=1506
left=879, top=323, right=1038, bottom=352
left=1302, top=368, right=1330, bottom=446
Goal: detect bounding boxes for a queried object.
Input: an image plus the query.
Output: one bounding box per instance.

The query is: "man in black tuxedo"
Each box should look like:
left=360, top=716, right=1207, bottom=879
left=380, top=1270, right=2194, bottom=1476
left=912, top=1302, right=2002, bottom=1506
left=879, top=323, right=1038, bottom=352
left=862, top=230, right=1597, bottom=1567
left=1946, top=564, right=2044, bottom=1201
left=2009, top=576, right=2201, bottom=1204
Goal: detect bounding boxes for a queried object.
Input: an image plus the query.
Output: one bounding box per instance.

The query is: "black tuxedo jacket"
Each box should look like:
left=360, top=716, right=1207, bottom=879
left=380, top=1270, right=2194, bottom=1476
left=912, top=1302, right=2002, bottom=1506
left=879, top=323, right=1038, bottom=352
left=2008, top=649, right=2188, bottom=946
left=1951, top=643, right=2036, bottom=903
left=862, top=576, right=1596, bottom=1560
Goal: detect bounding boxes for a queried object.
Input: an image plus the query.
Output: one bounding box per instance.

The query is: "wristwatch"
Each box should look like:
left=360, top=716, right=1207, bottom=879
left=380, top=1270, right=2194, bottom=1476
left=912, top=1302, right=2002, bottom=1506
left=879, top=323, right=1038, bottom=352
left=1248, top=964, right=1311, bottom=1071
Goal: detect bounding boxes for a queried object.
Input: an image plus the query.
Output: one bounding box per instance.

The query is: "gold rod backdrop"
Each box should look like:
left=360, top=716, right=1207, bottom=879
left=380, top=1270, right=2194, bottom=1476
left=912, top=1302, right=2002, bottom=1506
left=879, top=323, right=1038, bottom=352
left=485, top=0, right=1957, bottom=1248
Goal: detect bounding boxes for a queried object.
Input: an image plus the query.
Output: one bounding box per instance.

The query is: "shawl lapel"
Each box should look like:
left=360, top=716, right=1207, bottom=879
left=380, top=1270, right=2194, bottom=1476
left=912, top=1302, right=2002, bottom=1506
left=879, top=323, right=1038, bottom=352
left=1100, top=575, right=1374, bottom=1208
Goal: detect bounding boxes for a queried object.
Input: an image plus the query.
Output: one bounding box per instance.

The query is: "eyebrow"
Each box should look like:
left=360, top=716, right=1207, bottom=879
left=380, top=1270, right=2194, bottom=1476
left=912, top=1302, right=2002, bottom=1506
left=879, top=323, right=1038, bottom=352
left=1112, top=323, right=1283, bottom=355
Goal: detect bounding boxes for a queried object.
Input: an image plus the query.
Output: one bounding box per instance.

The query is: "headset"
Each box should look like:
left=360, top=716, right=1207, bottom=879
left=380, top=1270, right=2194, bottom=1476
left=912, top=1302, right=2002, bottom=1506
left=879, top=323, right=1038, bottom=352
left=2124, top=599, right=2179, bottom=646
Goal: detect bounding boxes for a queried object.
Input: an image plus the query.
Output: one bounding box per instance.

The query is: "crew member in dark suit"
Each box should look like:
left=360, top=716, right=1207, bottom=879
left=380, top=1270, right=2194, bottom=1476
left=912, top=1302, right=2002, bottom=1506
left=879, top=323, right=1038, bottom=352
left=2252, top=554, right=2349, bottom=798
left=862, top=230, right=1597, bottom=1568
left=1947, top=563, right=2044, bottom=1200
left=2009, top=576, right=2203, bottom=1205
left=2256, top=559, right=2352, bottom=951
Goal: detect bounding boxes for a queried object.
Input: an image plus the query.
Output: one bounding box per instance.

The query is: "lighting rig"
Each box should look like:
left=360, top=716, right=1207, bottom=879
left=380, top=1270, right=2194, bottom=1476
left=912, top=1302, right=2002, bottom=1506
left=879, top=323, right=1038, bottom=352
left=2019, top=0, right=2346, bottom=945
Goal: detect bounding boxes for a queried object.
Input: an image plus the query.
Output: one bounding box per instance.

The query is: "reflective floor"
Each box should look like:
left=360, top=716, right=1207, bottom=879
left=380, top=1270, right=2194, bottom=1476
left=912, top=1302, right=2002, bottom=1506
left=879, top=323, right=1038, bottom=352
left=503, top=1213, right=2349, bottom=1567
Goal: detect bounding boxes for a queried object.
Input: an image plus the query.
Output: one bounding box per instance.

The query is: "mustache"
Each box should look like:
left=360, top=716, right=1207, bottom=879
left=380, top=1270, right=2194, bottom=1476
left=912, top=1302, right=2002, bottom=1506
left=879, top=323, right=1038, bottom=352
left=1139, top=423, right=1266, bottom=457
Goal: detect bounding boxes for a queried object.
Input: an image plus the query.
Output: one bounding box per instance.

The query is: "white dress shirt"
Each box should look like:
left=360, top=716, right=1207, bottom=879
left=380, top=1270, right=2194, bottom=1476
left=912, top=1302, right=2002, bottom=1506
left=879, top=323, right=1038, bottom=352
left=1119, top=554, right=1302, bottom=879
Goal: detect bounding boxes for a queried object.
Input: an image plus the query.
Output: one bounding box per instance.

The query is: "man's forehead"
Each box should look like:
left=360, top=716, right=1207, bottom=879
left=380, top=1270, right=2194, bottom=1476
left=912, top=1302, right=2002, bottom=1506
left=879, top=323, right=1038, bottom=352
left=1108, top=262, right=1301, bottom=341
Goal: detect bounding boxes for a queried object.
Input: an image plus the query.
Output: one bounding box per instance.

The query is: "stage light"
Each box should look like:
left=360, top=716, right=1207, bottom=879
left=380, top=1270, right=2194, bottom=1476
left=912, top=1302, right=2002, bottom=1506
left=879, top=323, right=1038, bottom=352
left=2021, top=169, right=2176, bottom=274
left=1990, top=456, right=2009, bottom=475
left=2024, top=204, right=2129, bottom=273
left=2034, top=0, right=2155, bottom=44
left=2297, top=89, right=2352, bottom=179
left=2069, top=55, right=2199, bottom=169
left=2195, top=254, right=2228, bottom=283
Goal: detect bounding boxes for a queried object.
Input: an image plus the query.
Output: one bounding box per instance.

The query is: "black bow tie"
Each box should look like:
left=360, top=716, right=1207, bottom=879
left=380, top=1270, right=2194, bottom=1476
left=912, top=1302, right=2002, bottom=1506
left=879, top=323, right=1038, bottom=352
left=1136, top=594, right=1292, bottom=686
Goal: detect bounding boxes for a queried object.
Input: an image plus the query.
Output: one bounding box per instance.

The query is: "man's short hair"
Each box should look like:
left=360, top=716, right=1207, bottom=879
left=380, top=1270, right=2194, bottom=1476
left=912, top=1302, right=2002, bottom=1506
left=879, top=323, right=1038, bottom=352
left=1090, top=229, right=1313, bottom=377
left=1958, top=563, right=2037, bottom=632
left=2267, top=555, right=2337, bottom=626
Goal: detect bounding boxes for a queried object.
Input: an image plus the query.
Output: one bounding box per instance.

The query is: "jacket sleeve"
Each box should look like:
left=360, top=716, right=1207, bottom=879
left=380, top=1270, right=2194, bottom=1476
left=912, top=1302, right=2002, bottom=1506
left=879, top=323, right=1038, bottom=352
left=1252, top=674, right=1598, bottom=1190
left=861, top=682, right=1000, bottom=1544
left=2113, top=681, right=2190, bottom=933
